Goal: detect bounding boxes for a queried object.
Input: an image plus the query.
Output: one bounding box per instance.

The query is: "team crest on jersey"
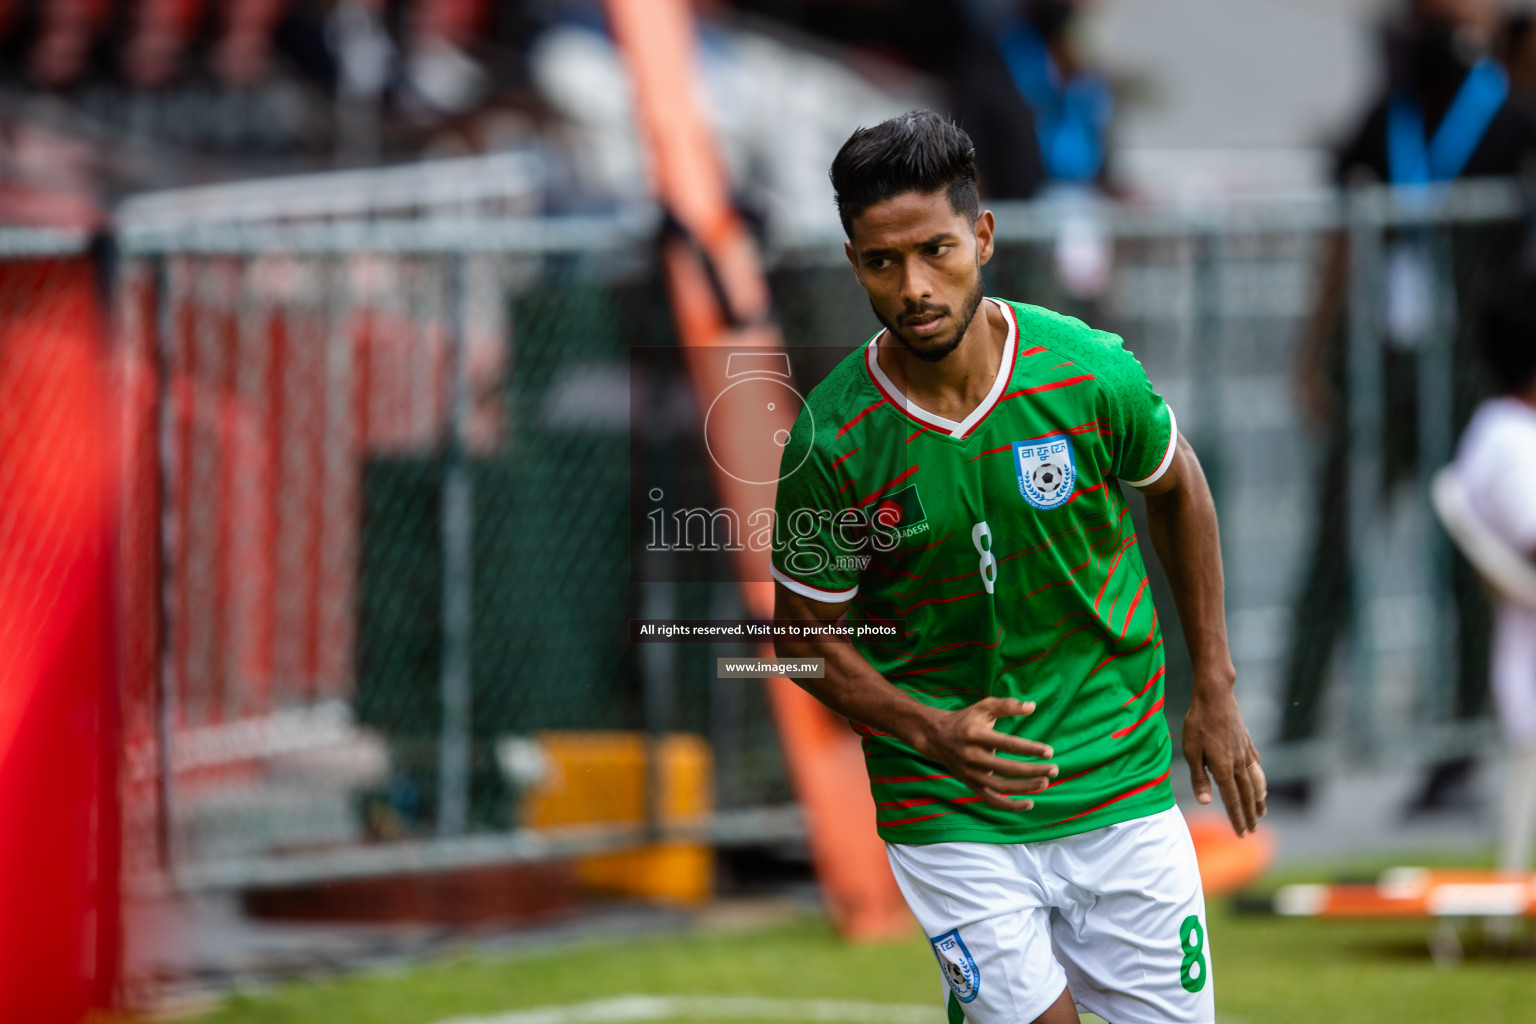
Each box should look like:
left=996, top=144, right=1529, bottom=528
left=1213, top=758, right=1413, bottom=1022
left=929, top=929, right=980, bottom=1003
left=1014, top=435, right=1077, bottom=510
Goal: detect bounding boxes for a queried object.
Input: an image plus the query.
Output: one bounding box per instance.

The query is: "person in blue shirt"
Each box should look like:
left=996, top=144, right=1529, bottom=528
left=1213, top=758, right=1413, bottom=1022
left=993, top=0, right=1113, bottom=190
left=1282, top=0, right=1536, bottom=811
left=948, top=1, right=1112, bottom=198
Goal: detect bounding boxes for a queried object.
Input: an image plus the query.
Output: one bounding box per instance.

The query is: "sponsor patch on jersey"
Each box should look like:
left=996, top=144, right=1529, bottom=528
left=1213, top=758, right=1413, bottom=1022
left=1014, top=435, right=1077, bottom=510
left=930, top=929, right=980, bottom=1003
left=873, top=484, right=930, bottom=539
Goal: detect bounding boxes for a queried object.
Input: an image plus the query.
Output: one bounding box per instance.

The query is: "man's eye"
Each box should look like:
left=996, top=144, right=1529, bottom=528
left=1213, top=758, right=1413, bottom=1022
left=928, top=245, right=953, bottom=257
left=868, top=257, right=894, bottom=269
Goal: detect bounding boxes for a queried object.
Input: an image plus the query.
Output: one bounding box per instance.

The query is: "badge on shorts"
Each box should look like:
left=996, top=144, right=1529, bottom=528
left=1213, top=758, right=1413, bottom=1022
left=1014, top=435, right=1076, bottom=510
left=929, top=929, right=980, bottom=1003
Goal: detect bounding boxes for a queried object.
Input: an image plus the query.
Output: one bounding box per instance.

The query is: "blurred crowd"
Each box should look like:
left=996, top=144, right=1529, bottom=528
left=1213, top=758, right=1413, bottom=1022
left=0, top=0, right=1118, bottom=229
left=0, top=2, right=1474, bottom=225
left=5, top=2, right=1536, bottom=226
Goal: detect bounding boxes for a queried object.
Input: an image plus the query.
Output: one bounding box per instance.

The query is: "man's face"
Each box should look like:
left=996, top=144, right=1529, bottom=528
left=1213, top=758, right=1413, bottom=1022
left=1415, top=0, right=1497, bottom=35
left=844, top=189, right=995, bottom=364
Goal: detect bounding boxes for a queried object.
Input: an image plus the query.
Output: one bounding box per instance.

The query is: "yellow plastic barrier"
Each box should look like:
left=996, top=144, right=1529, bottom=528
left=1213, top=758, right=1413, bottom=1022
left=520, top=731, right=713, bottom=905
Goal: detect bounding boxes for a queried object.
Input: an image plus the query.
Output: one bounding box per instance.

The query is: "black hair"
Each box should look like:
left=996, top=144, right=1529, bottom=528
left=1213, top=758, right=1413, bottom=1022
left=829, top=110, right=980, bottom=237
left=1479, top=267, right=1536, bottom=395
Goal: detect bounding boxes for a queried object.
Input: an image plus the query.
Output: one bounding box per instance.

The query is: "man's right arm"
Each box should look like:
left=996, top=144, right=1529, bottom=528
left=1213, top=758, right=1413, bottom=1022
left=772, top=582, right=1057, bottom=812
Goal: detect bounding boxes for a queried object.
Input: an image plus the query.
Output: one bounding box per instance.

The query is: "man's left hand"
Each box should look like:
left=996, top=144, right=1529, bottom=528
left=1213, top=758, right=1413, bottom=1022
left=1181, top=688, right=1266, bottom=836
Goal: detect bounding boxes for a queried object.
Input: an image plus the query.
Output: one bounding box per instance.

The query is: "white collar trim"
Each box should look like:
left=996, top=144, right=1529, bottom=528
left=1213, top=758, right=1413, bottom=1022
left=865, top=297, right=1018, bottom=438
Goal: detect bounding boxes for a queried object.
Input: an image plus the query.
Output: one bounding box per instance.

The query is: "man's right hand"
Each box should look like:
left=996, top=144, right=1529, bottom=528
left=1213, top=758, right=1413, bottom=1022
left=916, top=697, right=1059, bottom=812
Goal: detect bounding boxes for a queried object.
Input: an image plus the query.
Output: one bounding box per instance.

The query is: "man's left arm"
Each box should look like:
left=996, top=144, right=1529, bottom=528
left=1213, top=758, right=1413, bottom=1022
left=1137, top=434, right=1267, bottom=836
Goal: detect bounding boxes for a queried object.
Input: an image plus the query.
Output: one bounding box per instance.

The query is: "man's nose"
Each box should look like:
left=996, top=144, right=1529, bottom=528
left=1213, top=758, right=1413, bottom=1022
left=900, top=258, right=932, bottom=306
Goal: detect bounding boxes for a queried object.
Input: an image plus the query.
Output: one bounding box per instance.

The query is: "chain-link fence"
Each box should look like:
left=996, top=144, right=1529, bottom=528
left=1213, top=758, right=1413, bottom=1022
left=95, top=172, right=1533, bottom=896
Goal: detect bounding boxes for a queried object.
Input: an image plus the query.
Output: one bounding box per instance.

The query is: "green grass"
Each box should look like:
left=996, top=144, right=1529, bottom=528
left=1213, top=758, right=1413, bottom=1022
left=196, top=914, right=936, bottom=1024
left=189, top=854, right=1536, bottom=1024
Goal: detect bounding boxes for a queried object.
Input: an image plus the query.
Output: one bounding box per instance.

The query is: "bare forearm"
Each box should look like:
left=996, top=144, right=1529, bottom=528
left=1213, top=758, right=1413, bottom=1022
left=770, top=584, right=1056, bottom=808
left=774, top=631, right=943, bottom=753
left=1138, top=432, right=1263, bottom=832
left=1143, top=448, right=1234, bottom=696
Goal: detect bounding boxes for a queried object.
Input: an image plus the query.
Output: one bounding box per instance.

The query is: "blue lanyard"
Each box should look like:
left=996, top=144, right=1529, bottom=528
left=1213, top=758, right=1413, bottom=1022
left=997, top=21, right=1112, bottom=184
left=1387, top=59, right=1509, bottom=185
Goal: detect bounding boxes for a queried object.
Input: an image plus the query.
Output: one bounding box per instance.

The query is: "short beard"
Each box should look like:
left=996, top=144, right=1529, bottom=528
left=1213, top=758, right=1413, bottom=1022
left=872, top=273, right=986, bottom=364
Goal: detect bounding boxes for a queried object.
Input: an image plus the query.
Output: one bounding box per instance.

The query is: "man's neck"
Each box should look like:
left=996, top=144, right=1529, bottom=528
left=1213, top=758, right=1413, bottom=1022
left=878, top=299, right=1008, bottom=424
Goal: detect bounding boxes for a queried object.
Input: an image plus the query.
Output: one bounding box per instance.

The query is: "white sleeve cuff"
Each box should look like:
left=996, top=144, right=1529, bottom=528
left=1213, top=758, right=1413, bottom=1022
left=1125, top=407, right=1179, bottom=490
left=770, top=563, right=859, bottom=602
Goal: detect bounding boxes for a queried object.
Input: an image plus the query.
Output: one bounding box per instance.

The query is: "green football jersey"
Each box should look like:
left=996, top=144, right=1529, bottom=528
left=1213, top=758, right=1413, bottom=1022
left=771, top=297, right=1179, bottom=844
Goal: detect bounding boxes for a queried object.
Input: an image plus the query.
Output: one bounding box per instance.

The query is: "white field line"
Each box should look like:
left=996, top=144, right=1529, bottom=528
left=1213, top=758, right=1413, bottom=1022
left=431, top=995, right=942, bottom=1024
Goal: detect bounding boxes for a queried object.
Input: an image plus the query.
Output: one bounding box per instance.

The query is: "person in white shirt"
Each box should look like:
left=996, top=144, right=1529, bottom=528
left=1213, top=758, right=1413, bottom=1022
left=1454, top=270, right=1536, bottom=874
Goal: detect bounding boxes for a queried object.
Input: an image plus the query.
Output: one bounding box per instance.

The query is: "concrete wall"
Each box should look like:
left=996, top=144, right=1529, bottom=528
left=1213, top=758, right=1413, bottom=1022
left=1089, top=0, right=1393, bottom=192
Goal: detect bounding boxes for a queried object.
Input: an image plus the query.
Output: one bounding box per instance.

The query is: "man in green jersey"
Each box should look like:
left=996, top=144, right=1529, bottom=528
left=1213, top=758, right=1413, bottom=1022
left=771, top=111, right=1266, bottom=1024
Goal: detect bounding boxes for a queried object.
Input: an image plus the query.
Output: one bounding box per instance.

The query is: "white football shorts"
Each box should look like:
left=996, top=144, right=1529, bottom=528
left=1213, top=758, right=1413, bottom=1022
left=885, top=806, right=1213, bottom=1024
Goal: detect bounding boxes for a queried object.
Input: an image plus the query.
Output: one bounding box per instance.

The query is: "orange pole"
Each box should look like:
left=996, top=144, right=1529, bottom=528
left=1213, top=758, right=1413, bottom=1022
left=605, top=0, right=909, bottom=940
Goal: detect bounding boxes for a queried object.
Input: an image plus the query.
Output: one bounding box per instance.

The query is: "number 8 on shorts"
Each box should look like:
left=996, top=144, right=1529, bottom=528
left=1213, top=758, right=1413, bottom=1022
left=1179, top=915, right=1207, bottom=993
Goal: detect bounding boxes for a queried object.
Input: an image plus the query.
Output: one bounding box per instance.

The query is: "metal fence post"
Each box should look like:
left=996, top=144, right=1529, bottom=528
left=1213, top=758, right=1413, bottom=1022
left=1192, top=227, right=1225, bottom=511
left=153, top=255, right=179, bottom=874
left=710, top=581, right=743, bottom=810
left=437, top=253, right=473, bottom=836
left=1345, top=193, right=1384, bottom=756
left=641, top=580, right=676, bottom=841
left=1417, top=233, right=1457, bottom=722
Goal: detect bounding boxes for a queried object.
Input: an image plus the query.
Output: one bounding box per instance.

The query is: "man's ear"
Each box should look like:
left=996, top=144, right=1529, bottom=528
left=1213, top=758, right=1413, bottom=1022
left=975, top=209, right=996, bottom=267
left=844, top=239, right=861, bottom=281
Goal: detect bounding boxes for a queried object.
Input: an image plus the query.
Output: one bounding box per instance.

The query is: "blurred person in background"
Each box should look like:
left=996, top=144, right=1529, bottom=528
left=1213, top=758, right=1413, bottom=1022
left=1455, top=269, right=1536, bottom=875
left=968, top=0, right=1113, bottom=195
left=1496, top=6, right=1536, bottom=97
left=1282, top=0, right=1536, bottom=811
left=956, top=0, right=1116, bottom=300
left=726, top=0, right=1051, bottom=198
